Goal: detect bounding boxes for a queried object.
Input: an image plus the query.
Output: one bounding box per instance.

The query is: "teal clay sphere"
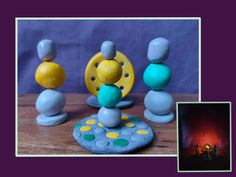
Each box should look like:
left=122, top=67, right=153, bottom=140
left=143, top=64, right=171, bottom=90
left=98, top=84, right=122, bottom=107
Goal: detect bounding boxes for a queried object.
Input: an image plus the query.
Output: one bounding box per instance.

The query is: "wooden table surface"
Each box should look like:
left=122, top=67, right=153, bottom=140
left=17, top=93, right=198, bottom=156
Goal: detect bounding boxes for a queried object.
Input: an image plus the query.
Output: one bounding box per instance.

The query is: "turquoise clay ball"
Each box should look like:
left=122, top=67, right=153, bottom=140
left=143, top=64, right=171, bottom=90
left=144, top=90, right=173, bottom=115
left=98, top=84, right=122, bottom=107
left=36, top=89, right=65, bottom=116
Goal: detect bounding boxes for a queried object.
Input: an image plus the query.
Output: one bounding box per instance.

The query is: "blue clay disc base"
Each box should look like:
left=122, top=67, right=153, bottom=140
left=36, top=112, right=67, bottom=126
left=86, top=95, right=134, bottom=109
left=144, top=109, right=174, bottom=123
left=73, top=114, right=154, bottom=154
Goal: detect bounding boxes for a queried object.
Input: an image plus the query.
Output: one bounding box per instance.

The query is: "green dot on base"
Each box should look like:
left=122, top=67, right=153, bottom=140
left=83, top=134, right=95, bottom=141
left=114, top=139, right=129, bottom=147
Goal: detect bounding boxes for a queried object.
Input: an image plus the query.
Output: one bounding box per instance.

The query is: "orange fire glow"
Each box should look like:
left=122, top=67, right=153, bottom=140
left=183, top=119, right=228, bottom=156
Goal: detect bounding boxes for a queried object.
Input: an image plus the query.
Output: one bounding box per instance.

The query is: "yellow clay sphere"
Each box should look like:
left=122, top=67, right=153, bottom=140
left=97, top=59, right=122, bottom=84
left=35, top=62, right=66, bottom=89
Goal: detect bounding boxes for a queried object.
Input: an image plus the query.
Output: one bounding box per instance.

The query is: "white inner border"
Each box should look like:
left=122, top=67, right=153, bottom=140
left=176, top=102, right=232, bottom=172
left=15, top=17, right=201, bottom=157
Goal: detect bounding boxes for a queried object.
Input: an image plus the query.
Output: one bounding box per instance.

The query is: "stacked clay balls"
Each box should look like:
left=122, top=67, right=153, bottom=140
left=35, top=39, right=67, bottom=126
left=97, top=41, right=123, bottom=127
left=72, top=41, right=155, bottom=154
left=35, top=39, right=66, bottom=88
left=143, top=38, right=174, bottom=123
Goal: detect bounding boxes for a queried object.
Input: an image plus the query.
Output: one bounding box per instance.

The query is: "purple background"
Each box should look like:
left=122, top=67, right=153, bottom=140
left=0, top=0, right=235, bottom=177
left=17, top=20, right=198, bottom=95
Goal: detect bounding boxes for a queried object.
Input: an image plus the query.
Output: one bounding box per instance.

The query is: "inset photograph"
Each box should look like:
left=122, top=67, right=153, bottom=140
left=177, top=102, right=231, bottom=172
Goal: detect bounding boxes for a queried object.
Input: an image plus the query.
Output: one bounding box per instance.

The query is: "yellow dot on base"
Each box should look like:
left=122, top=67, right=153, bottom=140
left=121, top=115, right=129, bottom=120
left=80, top=126, right=92, bottom=132
left=98, top=122, right=104, bottom=127
left=136, top=130, right=149, bottom=135
left=125, top=122, right=135, bottom=127
left=106, top=132, right=119, bottom=139
left=86, top=119, right=96, bottom=125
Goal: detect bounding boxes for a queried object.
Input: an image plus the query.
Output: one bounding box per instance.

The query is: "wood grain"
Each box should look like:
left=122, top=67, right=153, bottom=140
left=17, top=93, right=198, bottom=155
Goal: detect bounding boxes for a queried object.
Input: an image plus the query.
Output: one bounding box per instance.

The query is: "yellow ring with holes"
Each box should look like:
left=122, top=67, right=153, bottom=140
left=85, top=51, right=135, bottom=98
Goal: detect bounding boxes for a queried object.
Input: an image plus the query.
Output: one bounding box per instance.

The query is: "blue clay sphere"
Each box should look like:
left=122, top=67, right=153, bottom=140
left=36, top=89, right=65, bottom=116
left=143, top=64, right=171, bottom=90
left=37, top=39, right=57, bottom=61
left=98, top=107, right=121, bottom=128
left=98, top=84, right=122, bottom=107
left=147, top=37, right=170, bottom=63
left=101, top=41, right=116, bottom=59
left=144, top=90, right=173, bottom=115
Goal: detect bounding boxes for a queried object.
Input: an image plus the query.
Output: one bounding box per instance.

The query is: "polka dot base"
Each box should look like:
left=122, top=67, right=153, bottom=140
left=73, top=114, right=154, bottom=154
